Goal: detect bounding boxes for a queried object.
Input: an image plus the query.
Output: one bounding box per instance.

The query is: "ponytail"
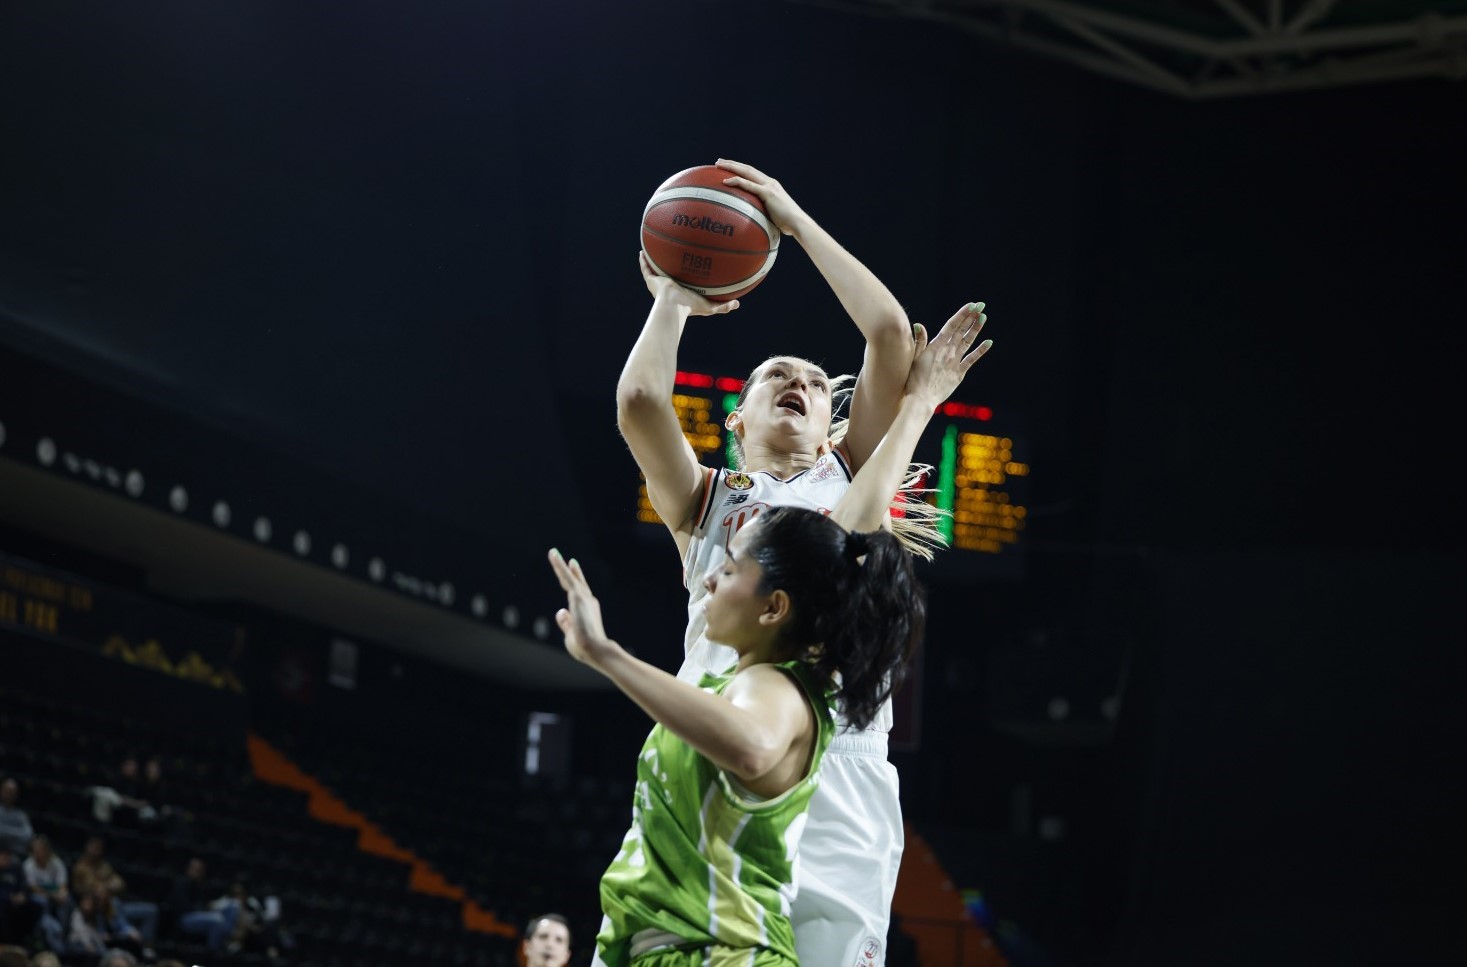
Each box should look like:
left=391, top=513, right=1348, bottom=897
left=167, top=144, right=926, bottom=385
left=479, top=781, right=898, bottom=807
left=747, top=507, right=927, bottom=731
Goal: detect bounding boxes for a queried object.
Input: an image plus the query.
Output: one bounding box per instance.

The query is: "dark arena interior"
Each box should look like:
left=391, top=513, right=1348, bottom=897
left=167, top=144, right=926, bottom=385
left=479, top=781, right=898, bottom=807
left=0, top=3, right=1462, bottom=966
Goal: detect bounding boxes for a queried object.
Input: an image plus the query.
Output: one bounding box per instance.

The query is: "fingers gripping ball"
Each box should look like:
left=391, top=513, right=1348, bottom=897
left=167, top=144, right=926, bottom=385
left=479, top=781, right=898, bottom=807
left=640, top=165, right=780, bottom=302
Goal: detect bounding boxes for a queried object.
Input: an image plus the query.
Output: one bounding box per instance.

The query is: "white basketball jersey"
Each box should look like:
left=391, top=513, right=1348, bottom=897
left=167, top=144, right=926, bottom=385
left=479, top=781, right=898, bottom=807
left=676, top=447, right=894, bottom=735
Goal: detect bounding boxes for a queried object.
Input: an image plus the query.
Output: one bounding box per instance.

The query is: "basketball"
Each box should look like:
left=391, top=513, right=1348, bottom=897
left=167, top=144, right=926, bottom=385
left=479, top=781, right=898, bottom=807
left=640, top=165, right=780, bottom=302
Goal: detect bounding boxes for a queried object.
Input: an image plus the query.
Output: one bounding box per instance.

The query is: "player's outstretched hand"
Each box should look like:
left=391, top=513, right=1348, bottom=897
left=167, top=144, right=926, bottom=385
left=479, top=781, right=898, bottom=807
left=905, top=302, right=992, bottom=409
left=639, top=251, right=739, bottom=316
left=547, top=549, right=622, bottom=669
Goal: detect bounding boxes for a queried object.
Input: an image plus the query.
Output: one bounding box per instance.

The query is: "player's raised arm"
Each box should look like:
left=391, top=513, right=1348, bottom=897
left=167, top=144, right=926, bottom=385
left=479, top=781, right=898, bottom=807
left=548, top=549, right=810, bottom=783
left=616, top=253, right=739, bottom=556
left=715, top=158, right=915, bottom=474
left=831, top=302, right=992, bottom=535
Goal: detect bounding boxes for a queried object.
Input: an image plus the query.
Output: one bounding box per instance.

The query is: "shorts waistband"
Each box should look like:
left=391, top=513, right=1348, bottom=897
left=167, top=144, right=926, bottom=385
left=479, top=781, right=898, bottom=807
left=829, top=728, right=889, bottom=757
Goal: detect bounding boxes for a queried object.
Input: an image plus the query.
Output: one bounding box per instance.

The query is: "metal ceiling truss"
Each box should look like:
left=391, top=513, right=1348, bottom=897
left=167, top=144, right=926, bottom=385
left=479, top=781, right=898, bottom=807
left=790, top=0, right=1467, bottom=97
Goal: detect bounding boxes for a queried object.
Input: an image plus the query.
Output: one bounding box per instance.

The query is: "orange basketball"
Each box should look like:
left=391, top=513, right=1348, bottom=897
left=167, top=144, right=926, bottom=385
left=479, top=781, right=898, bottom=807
left=640, top=165, right=780, bottom=302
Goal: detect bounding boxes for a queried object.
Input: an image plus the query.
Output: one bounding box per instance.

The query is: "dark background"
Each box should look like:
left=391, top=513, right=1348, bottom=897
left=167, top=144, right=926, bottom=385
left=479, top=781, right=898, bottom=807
left=2, top=1, right=1462, bottom=964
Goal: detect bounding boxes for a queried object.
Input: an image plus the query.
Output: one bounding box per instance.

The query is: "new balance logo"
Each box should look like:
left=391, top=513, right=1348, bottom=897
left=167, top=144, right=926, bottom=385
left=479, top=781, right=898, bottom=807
left=723, top=493, right=750, bottom=507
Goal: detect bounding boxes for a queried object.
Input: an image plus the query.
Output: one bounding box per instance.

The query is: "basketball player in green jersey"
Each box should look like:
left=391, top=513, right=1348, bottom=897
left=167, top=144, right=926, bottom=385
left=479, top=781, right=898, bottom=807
left=548, top=307, right=991, bottom=966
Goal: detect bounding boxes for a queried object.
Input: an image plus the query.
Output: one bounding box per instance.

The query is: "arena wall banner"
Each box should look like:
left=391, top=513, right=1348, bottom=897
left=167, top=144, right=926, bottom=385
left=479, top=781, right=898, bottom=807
left=0, top=550, right=246, bottom=694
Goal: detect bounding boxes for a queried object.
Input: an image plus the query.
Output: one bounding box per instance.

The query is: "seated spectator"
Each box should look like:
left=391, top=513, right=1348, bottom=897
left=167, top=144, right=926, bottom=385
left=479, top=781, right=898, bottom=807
left=68, top=837, right=122, bottom=900
left=71, top=837, right=157, bottom=943
left=90, top=757, right=156, bottom=830
left=139, top=756, right=184, bottom=836
left=0, top=781, right=33, bottom=858
left=94, top=886, right=151, bottom=962
left=0, top=845, right=42, bottom=947
left=140, top=758, right=167, bottom=808
left=218, top=878, right=290, bottom=961
left=166, top=857, right=236, bottom=951
left=65, top=890, right=105, bottom=958
left=21, top=837, right=66, bottom=916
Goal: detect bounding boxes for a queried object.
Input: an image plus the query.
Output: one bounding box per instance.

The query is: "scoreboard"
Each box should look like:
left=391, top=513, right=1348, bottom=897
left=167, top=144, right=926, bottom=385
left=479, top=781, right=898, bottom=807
left=635, top=371, right=1030, bottom=580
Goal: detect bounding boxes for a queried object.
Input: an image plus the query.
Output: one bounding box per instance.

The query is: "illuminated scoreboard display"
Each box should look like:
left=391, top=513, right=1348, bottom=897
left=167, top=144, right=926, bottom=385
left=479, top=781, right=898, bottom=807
left=636, top=371, right=1030, bottom=578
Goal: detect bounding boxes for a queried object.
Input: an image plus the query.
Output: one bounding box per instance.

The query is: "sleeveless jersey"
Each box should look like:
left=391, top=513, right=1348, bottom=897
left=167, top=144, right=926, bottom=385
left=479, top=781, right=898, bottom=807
left=677, top=448, right=893, bottom=734
left=595, top=660, right=837, bottom=967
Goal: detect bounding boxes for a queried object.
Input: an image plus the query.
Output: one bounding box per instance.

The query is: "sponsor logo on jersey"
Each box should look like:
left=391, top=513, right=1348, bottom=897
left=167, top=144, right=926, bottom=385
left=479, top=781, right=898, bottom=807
left=723, top=492, right=750, bottom=507
left=724, top=472, right=754, bottom=491
left=808, top=459, right=842, bottom=483
left=719, top=501, right=770, bottom=550
left=854, top=936, right=882, bottom=967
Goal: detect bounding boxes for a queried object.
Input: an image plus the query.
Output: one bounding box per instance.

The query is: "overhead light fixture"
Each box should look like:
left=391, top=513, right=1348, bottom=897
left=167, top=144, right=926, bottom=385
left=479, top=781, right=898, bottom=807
left=169, top=486, right=188, bottom=512
left=293, top=531, right=311, bottom=556
left=502, top=605, right=520, bottom=629
left=212, top=501, right=231, bottom=527
left=368, top=557, right=385, bottom=582
left=253, top=517, right=272, bottom=543
left=125, top=470, right=144, bottom=497
left=331, top=544, right=349, bottom=569
left=37, top=437, right=56, bottom=467
left=471, top=595, right=487, bottom=618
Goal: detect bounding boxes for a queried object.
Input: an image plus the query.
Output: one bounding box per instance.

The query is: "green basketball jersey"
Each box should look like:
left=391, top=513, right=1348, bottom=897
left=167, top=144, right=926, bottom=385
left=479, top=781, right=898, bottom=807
left=595, top=659, right=837, bottom=967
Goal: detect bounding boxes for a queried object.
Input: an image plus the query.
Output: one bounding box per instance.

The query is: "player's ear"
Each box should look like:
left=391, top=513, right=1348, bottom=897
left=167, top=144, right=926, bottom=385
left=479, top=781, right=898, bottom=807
left=725, top=408, right=743, bottom=438
left=759, top=589, right=792, bottom=628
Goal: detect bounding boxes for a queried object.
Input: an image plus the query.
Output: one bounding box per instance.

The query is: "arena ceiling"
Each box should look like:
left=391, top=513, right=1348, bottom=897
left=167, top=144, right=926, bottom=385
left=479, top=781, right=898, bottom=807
left=792, top=0, right=1467, bottom=96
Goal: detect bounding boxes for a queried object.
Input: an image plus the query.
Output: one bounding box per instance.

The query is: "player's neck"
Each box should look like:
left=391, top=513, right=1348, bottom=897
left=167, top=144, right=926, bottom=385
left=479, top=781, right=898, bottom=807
left=740, top=445, right=818, bottom=480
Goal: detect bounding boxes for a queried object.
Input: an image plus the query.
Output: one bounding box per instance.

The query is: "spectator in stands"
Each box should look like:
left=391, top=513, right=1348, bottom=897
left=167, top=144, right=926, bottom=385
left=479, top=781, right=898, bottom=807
left=166, top=857, right=237, bottom=951
left=69, top=837, right=123, bottom=897
left=94, top=886, right=150, bottom=962
left=139, top=756, right=184, bottom=836
left=21, top=837, right=66, bottom=916
left=71, top=837, right=157, bottom=943
left=216, top=877, right=287, bottom=959
left=65, top=890, right=105, bottom=958
left=89, top=762, right=143, bottom=829
left=140, top=758, right=166, bottom=806
left=0, top=781, right=33, bottom=858
left=218, top=879, right=251, bottom=955
left=28, top=951, right=59, bottom=967
left=0, top=846, right=42, bottom=947
left=522, top=912, right=571, bottom=967
left=100, top=756, right=156, bottom=831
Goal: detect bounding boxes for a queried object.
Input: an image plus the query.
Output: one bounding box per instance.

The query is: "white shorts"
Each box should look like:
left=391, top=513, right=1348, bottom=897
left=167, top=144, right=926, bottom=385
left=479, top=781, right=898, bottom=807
left=793, top=728, right=903, bottom=967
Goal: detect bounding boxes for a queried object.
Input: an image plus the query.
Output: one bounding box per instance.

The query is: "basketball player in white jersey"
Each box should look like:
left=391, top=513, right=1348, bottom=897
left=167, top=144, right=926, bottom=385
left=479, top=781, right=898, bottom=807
left=612, top=158, right=991, bottom=967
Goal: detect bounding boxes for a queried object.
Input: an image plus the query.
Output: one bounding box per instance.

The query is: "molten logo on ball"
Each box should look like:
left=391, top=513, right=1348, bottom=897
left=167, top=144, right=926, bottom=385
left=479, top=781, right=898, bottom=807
left=669, top=213, right=736, bottom=237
